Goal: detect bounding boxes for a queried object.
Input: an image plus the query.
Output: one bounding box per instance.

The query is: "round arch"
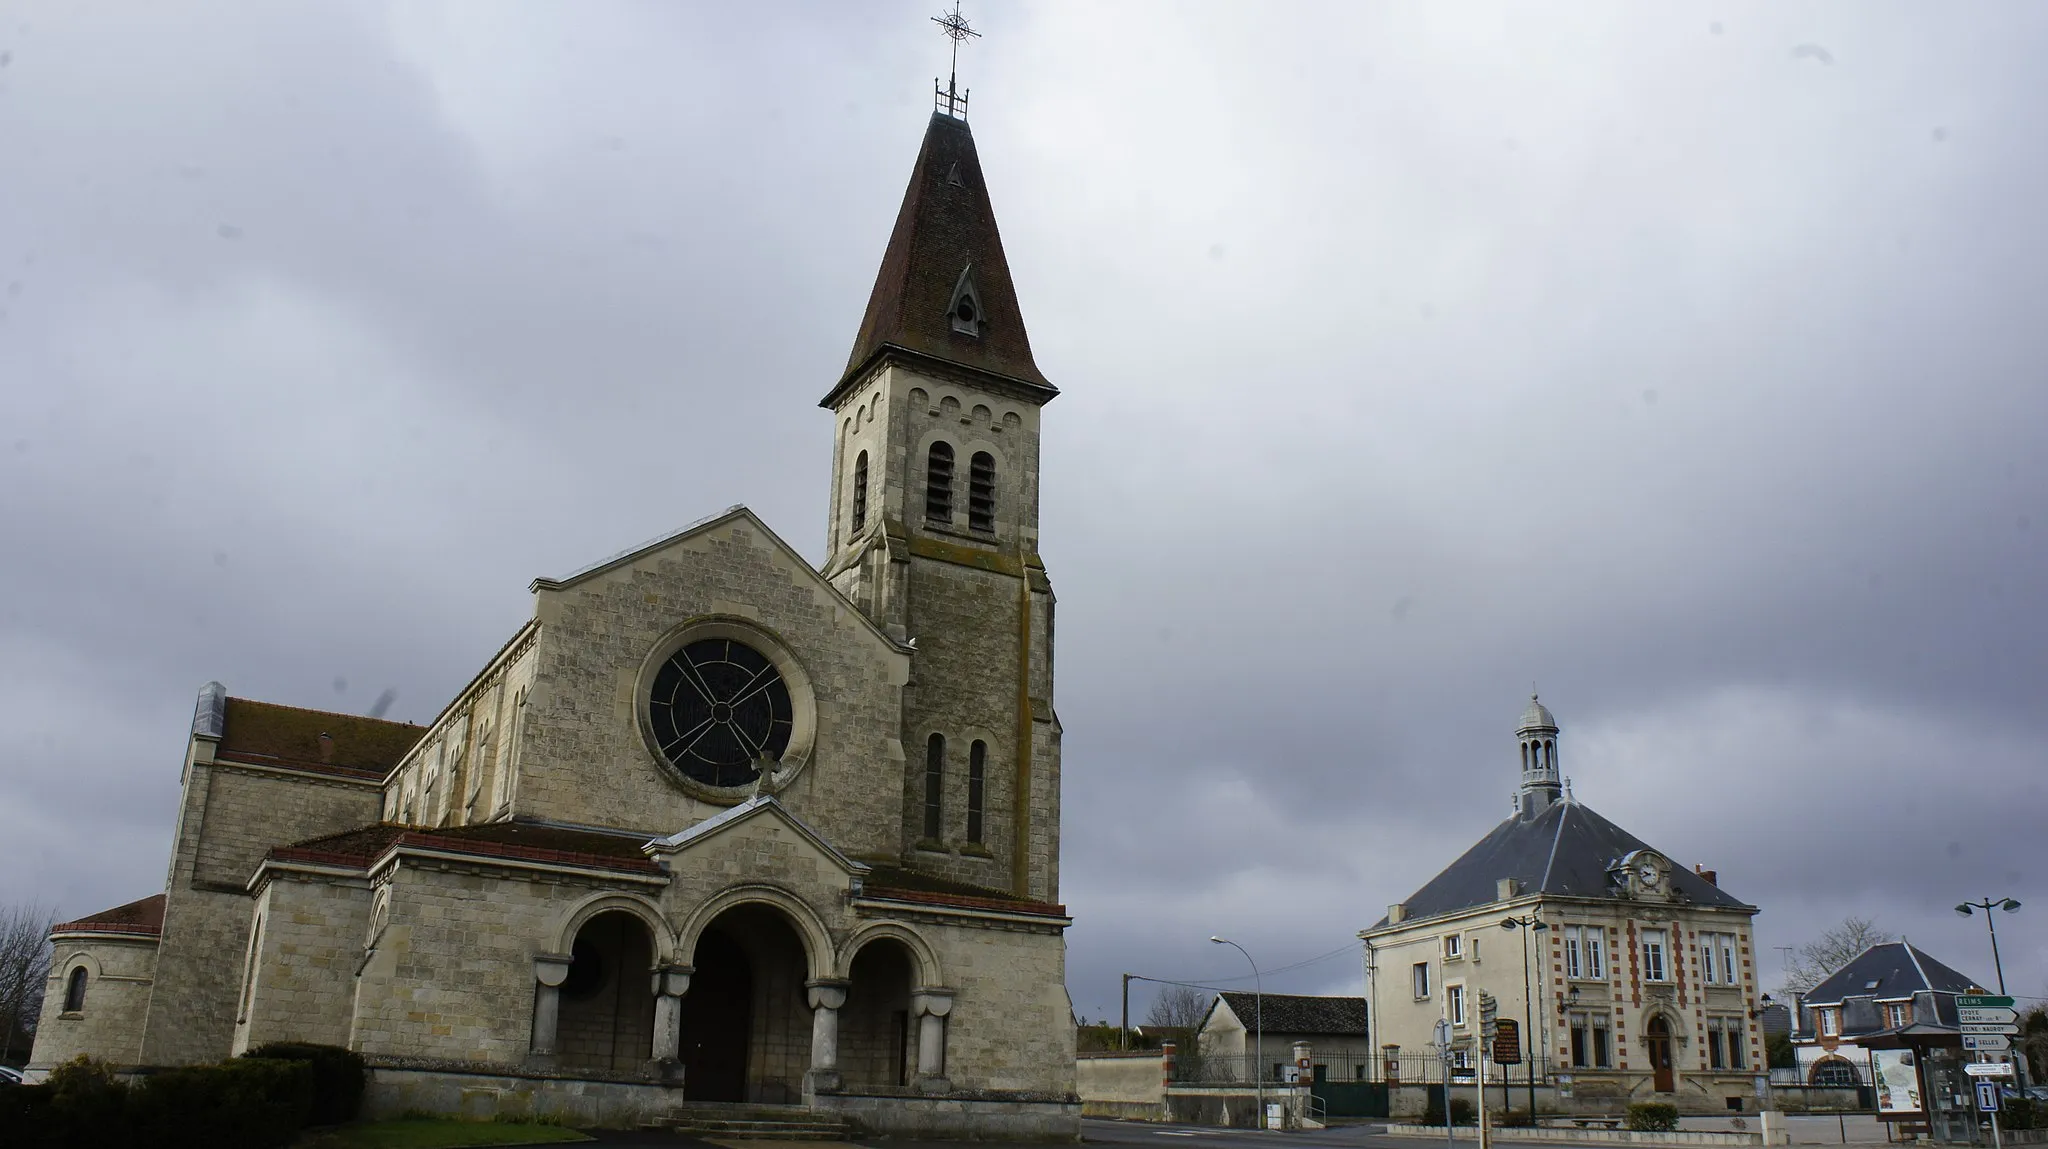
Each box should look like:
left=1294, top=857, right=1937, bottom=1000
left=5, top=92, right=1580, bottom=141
left=1810, top=1056, right=1860, bottom=1087
left=552, top=891, right=676, bottom=963
left=837, top=920, right=945, bottom=988
left=675, top=884, right=834, bottom=981
left=55, top=950, right=103, bottom=980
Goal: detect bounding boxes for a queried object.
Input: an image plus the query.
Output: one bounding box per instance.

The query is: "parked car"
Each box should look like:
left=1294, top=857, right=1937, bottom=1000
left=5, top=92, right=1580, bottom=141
left=0, top=1065, right=25, bottom=1086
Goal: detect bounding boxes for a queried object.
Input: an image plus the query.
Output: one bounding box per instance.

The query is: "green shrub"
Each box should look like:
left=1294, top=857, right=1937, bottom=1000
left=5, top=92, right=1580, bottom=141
left=243, top=1041, right=366, bottom=1125
left=135, top=1058, right=314, bottom=1149
left=2004, top=1096, right=2035, bottom=1131
left=1423, top=1096, right=1477, bottom=1126
left=1627, top=1101, right=1680, bottom=1132
left=44, top=1056, right=133, bottom=1148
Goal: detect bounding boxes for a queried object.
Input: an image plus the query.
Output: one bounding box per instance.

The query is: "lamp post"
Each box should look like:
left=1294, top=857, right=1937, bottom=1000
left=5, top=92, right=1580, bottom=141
left=1212, top=936, right=1263, bottom=1122
left=1954, top=897, right=2022, bottom=995
left=1501, top=914, right=1550, bottom=1119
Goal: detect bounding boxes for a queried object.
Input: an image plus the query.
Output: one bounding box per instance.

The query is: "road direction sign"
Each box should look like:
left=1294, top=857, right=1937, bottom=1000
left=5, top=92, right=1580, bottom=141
left=1964, top=1035, right=2014, bottom=1052
left=1978, top=1083, right=2002, bottom=1112
left=1966, top=1062, right=2016, bottom=1077
left=1958, top=995, right=2015, bottom=1009
left=1963, top=1023, right=2020, bottom=1035
left=1960, top=1007, right=2019, bottom=1025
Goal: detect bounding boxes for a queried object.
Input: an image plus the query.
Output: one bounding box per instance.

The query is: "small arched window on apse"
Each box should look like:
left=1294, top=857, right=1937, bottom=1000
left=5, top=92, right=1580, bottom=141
left=63, top=966, right=87, bottom=1013
left=923, top=734, right=946, bottom=841
left=967, top=740, right=987, bottom=844
left=851, top=450, right=869, bottom=535
left=926, top=443, right=955, bottom=524
left=968, top=452, right=996, bottom=533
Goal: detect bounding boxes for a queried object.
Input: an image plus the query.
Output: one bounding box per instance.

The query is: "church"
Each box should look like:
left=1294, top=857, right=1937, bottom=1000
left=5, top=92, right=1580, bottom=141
left=29, top=95, right=1080, bottom=1138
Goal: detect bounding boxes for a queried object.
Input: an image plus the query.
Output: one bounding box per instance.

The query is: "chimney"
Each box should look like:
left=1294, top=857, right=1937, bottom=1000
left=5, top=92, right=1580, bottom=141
left=1693, top=863, right=1718, bottom=887
left=318, top=732, right=334, bottom=764
left=1387, top=904, right=1407, bottom=925
left=1497, top=878, right=1521, bottom=901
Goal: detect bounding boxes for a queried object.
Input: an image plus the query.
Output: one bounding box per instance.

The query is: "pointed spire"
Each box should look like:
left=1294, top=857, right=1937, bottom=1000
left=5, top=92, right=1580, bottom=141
left=824, top=113, right=1055, bottom=407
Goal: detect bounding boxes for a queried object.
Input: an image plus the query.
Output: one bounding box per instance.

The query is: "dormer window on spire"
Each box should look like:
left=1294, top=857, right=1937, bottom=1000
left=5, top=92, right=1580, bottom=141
left=950, top=266, right=984, bottom=337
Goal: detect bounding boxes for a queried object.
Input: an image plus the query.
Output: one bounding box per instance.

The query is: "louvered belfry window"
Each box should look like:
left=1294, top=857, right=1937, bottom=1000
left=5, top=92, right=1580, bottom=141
left=851, top=450, right=869, bottom=534
left=926, top=442, right=954, bottom=523
left=968, top=451, right=996, bottom=533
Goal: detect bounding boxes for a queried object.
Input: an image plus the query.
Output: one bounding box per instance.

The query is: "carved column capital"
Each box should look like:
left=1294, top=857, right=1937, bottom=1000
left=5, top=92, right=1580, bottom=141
left=532, top=952, right=574, bottom=988
left=912, top=987, right=954, bottom=1017
left=807, top=978, right=851, bottom=1011
left=652, top=964, right=694, bottom=997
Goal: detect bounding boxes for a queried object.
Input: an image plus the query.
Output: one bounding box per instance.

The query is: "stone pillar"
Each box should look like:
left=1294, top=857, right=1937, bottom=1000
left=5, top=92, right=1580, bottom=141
left=526, top=953, right=572, bottom=1069
left=913, top=989, right=954, bottom=1094
left=804, top=979, right=850, bottom=1096
left=648, top=965, right=693, bottom=1082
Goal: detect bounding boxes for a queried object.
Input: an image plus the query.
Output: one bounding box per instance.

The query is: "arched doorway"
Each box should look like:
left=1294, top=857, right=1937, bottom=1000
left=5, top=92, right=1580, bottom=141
left=676, top=904, right=813, bottom=1103
left=840, top=938, right=915, bottom=1090
left=557, top=911, right=656, bottom=1073
left=1646, top=1015, right=1675, bottom=1093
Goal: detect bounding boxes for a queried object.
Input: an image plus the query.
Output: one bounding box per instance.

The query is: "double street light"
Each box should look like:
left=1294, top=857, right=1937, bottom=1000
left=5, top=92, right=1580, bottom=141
left=1954, top=897, right=2022, bottom=995
left=1501, top=914, right=1550, bottom=1119
left=1211, top=936, right=1264, bottom=1119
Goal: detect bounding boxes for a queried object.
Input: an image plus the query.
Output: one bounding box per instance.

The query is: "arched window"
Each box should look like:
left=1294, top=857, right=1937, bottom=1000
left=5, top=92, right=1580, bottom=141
left=63, top=966, right=87, bottom=1013
left=1520, top=741, right=1530, bottom=773
left=923, top=734, right=945, bottom=841
left=1811, top=1058, right=1859, bottom=1088
left=851, top=450, right=869, bottom=534
left=968, top=452, right=996, bottom=533
left=967, top=740, right=987, bottom=843
left=1544, top=740, right=1555, bottom=770
left=926, top=443, right=954, bottom=523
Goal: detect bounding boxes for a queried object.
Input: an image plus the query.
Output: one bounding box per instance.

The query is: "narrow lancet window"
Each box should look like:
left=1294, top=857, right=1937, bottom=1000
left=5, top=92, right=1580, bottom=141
left=967, top=739, right=987, bottom=843
left=64, top=967, right=87, bottom=1013
left=926, top=442, right=955, bottom=523
left=851, top=450, right=869, bottom=534
left=969, top=452, right=996, bottom=533
left=923, top=733, right=945, bottom=841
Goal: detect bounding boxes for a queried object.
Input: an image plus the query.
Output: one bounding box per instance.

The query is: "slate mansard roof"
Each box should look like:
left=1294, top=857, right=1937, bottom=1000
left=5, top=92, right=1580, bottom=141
left=828, top=111, right=1055, bottom=406
left=1804, top=942, right=1980, bottom=1006
left=1371, top=798, right=1754, bottom=929
left=1211, top=992, right=1369, bottom=1037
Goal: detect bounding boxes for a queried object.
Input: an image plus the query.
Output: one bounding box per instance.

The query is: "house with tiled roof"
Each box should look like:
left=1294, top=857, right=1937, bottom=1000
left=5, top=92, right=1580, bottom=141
left=1198, top=992, right=1372, bottom=1081
left=1360, top=697, right=1766, bottom=1114
left=1793, top=942, right=1982, bottom=1087
left=31, top=89, right=1079, bottom=1139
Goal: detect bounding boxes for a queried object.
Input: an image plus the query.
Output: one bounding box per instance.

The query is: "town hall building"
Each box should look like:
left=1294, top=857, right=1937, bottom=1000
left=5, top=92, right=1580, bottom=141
left=30, top=97, right=1080, bottom=1138
left=1362, top=697, right=1767, bottom=1114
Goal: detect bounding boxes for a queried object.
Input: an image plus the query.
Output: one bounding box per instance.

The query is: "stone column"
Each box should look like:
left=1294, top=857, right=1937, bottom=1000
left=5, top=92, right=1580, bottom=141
left=804, top=979, right=850, bottom=1096
left=648, top=965, right=693, bottom=1082
left=913, top=989, right=954, bottom=1095
left=526, top=953, right=573, bottom=1069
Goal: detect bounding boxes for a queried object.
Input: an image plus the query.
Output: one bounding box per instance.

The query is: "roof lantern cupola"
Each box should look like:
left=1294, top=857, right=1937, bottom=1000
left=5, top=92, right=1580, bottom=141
left=1515, top=692, right=1562, bottom=819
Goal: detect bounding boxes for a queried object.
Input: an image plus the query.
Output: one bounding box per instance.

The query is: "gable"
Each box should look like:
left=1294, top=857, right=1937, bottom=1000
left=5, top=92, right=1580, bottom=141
left=647, top=796, right=869, bottom=896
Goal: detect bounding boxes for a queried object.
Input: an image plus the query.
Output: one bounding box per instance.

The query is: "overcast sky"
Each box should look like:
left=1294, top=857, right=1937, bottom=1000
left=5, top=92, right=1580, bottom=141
left=3, top=1, right=2044, bottom=1026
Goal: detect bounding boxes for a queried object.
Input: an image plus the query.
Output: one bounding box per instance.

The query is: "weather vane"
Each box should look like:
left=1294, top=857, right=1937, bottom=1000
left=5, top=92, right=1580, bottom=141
left=932, top=2, right=979, bottom=118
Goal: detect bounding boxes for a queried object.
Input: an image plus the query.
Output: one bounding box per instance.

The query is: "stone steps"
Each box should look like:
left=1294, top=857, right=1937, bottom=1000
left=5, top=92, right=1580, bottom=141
left=650, top=1104, right=857, bottom=1141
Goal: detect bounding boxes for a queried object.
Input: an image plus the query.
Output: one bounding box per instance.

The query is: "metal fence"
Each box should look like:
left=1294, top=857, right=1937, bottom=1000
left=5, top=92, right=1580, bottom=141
left=1171, top=1049, right=1560, bottom=1087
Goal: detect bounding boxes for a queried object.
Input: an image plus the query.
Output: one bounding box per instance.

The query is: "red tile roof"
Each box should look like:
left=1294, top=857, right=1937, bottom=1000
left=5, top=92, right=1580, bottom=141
left=862, top=865, right=1067, bottom=918
left=270, top=821, right=663, bottom=876
left=53, top=893, right=166, bottom=936
left=215, top=697, right=425, bottom=779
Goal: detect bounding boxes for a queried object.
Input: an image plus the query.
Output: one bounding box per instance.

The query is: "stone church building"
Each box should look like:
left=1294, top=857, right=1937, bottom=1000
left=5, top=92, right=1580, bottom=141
left=1363, top=698, right=1766, bottom=1114
left=30, top=103, right=1079, bottom=1137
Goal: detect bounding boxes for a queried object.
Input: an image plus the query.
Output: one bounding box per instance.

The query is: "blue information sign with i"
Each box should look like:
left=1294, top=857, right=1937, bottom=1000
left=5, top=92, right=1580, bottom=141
left=1978, top=1082, right=2001, bottom=1113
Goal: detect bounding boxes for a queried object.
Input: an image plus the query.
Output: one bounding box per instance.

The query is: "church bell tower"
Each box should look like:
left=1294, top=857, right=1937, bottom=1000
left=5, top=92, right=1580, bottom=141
left=820, top=97, right=1061, bottom=901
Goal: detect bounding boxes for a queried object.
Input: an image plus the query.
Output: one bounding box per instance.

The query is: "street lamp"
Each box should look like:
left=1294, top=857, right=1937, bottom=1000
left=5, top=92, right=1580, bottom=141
left=1501, top=914, right=1551, bottom=1119
left=1211, top=936, right=1264, bottom=1121
left=1954, top=898, right=2022, bottom=995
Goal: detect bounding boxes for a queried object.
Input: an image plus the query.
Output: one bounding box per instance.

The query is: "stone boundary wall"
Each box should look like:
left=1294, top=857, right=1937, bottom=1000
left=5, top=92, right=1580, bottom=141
left=363, top=1065, right=688, bottom=1128
left=812, top=1091, right=1080, bottom=1140
left=1384, top=1125, right=1767, bottom=1146
left=1076, top=1051, right=1165, bottom=1118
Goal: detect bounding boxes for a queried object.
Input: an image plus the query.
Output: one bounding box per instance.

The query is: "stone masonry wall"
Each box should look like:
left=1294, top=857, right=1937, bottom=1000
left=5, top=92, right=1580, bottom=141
left=517, top=516, right=911, bottom=853
left=141, top=755, right=381, bottom=1066
left=27, top=935, right=158, bottom=1072
left=233, top=874, right=371, bottom=1054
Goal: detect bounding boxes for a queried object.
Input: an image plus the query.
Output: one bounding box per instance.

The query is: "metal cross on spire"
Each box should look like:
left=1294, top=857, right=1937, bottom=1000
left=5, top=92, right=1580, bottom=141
left=932, top=2, right=979, bottom=118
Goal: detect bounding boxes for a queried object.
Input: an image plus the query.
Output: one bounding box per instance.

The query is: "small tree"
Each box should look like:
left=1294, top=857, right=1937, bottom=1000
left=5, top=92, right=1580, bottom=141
left=0, top=901, right=58, bottom=1066
left=1146, top=985, right=1214, bottom=1078
left=1781, top=916, right=1894, bottom=994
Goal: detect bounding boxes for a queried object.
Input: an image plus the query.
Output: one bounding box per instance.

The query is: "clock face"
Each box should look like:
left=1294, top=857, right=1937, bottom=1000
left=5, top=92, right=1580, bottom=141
left=648, top=638, right=794, bottom=787
left=1638, top=863, right=1660, bottom=886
